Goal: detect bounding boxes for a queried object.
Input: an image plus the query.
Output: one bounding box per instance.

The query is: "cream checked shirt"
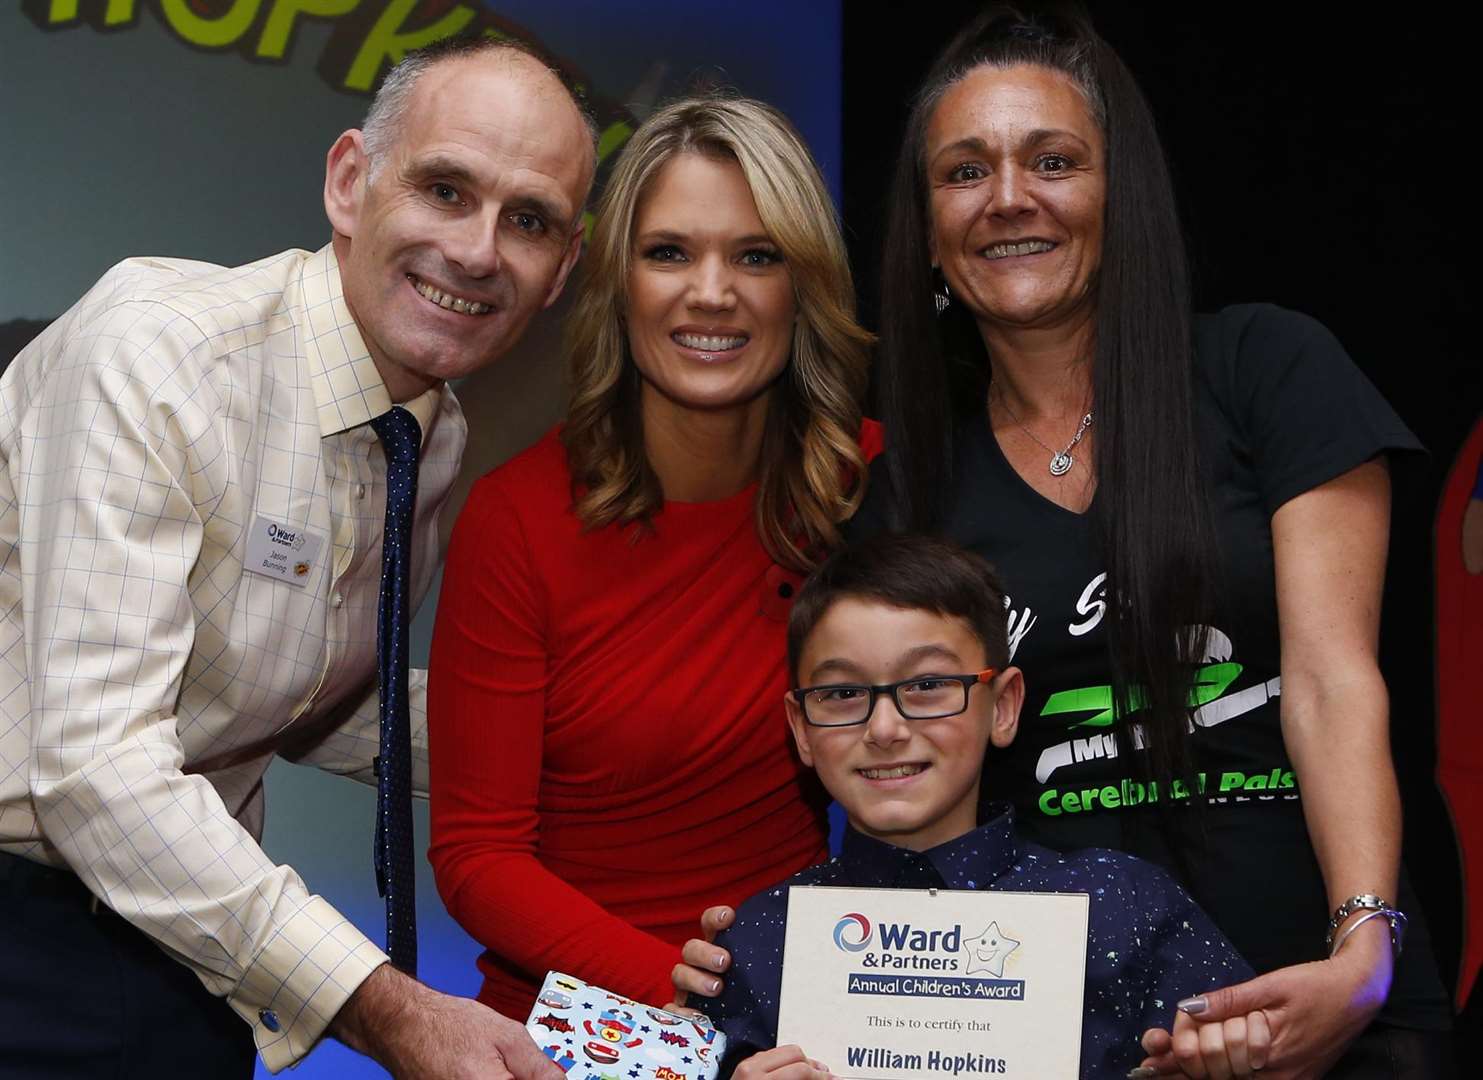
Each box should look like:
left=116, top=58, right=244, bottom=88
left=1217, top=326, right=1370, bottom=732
left=0, top=245, right=466, bottom=1071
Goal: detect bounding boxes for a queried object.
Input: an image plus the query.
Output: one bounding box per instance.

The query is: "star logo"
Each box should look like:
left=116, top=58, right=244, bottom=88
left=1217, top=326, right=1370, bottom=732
left=961, top=921, right=1020, bottom=977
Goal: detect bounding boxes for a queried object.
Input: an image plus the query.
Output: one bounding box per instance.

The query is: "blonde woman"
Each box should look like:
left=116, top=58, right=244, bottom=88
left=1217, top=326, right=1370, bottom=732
left=427, top=95, right=879, bottom=1018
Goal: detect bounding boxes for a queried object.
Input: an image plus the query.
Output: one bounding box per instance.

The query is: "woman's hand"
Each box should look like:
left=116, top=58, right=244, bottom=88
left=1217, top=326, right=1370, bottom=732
left=666, top=905, right=735, bottom=1012
left=1138, top=1008, right=1271, bottom=1079
left=1135, top=917, right=1391, bottom=1079
left=733, top=1046, right=833, bottom=1080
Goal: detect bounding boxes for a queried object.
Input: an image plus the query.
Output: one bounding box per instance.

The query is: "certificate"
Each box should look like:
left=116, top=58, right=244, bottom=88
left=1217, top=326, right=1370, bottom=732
left=776, top=886, right=1089, bottom=1079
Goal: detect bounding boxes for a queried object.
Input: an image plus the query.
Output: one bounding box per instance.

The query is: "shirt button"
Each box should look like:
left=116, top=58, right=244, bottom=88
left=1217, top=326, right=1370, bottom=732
left=355, top=483, right=367, bottom=499
left=259, top=1008, right=281, bottom=1032
left=331, top=593, right=344, bottom=608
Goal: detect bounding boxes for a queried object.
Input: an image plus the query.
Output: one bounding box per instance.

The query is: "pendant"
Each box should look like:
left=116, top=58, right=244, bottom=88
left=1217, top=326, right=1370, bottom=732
left=1049, top=451, right=1073, bottom=477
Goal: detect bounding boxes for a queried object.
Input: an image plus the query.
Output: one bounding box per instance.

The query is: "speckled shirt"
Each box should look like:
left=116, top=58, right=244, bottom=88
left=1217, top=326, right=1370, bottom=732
left=708, top=804, right=1252, bottom=1078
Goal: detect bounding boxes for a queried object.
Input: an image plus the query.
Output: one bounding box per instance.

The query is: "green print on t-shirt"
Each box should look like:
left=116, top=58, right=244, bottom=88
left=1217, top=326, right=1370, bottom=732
left=1039, top=662, right=1244, bottom=728
left=1031, top=661, right=1302, bottom=816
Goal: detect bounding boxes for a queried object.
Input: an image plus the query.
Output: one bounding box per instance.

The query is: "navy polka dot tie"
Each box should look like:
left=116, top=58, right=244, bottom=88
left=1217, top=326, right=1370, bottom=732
left=370, top=406, right=420, bottom=975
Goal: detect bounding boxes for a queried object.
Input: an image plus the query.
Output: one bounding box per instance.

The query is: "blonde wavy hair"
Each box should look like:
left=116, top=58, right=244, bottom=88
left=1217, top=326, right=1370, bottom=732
left=562, top=95, right=873, bottom=571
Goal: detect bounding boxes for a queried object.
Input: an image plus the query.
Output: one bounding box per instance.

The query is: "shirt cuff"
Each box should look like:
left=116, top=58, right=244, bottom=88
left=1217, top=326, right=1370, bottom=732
left=226, top=893, right=388, bottom=1072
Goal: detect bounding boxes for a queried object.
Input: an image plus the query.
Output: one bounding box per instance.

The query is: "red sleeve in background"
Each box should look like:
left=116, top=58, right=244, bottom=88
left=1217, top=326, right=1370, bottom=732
left=1436, top=416, right=1483, bottom=1009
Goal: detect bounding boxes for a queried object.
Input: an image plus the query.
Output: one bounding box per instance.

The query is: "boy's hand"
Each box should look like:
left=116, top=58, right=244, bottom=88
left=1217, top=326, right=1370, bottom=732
left=734, top=1045, right=835, bottom=1080
left=667, top=905, right=735, bottom=1011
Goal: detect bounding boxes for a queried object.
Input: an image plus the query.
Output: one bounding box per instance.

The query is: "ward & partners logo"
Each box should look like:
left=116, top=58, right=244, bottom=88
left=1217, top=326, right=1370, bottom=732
left=833, top=912, right=1028, bottom=1001
left=833, top=913, right=872, bottom=952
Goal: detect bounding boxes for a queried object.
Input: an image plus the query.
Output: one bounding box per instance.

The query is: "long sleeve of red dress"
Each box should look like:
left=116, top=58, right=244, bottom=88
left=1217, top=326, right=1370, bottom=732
left=427, top=429, right=841, bottom=1019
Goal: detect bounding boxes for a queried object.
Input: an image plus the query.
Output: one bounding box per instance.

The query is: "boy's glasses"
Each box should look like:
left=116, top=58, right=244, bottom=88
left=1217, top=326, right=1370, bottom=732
left=791, top=670, right=998, bottom=728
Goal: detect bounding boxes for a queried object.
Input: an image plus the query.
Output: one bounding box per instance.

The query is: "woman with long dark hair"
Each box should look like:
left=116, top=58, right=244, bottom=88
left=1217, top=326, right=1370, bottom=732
left=866, top=7, right=1452, bottom=1076
left=676, top=6, right=1452, bottom=1077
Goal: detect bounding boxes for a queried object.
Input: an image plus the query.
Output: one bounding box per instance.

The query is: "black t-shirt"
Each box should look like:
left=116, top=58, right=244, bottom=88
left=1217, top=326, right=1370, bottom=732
left=852, top=304, right=1448, bottom=1027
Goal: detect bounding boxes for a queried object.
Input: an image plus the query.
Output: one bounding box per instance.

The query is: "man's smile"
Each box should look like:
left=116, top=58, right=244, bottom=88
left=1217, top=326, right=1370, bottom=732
left=408, top=273, right=493, bottom=316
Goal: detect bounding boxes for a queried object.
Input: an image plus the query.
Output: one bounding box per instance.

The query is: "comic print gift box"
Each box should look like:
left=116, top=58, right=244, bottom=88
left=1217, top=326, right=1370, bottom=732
left=525, top=971, right=726, bottom=1080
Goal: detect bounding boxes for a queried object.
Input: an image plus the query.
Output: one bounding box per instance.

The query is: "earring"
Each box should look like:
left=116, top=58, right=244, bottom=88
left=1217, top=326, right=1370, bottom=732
left=932, top=269, right=950, bottom=315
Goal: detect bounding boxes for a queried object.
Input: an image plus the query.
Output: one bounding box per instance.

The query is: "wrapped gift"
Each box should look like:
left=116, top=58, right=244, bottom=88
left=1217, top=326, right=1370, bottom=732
left=525, top=971, right=727, bottom=1080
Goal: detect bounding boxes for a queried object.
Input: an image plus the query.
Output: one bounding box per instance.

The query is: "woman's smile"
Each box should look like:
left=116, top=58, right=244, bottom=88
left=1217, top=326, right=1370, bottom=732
left=625, top=152, right=795, bottom=417
left=925, top=63, right=1106, bottom=334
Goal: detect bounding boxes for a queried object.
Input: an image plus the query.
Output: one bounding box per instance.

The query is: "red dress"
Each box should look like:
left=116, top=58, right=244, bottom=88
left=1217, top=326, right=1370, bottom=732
left=428, top=424, right=880, bottom=1018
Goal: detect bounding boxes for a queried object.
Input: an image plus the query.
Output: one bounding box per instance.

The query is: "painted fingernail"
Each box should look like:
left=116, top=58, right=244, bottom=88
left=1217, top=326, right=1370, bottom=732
left=708, top=979, right=721, bottom=994
left=1126, top=1069, right=1158, bottom=1079
left=713, top=954, right=726, bottom=970
left=1176, top=995, right=1207, bottom=1015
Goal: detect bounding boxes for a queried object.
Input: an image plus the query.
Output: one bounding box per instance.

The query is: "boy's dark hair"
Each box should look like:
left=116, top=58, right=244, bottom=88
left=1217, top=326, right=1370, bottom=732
left=787, top=535, right=1011, bottom=682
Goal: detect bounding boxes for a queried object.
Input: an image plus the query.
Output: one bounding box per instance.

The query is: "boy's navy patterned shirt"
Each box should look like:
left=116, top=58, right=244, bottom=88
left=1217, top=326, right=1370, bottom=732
left=707, top=804, right=1253, bottom=1078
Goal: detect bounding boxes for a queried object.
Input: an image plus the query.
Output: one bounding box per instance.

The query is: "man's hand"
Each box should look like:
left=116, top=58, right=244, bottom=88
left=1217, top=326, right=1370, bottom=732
left=331, top=962, right=563, bottom=1080
left=666, top=905, right=735, bottom=1013
left=1134, top=919, right=1391, bottom=1079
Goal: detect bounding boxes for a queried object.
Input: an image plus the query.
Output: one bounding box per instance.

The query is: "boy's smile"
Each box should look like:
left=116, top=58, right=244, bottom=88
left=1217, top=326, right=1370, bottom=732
left=785, top=597, right=1023, bottom=852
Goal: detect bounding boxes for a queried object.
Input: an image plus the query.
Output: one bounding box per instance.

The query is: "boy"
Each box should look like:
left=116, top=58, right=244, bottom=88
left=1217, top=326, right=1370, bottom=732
left=707, top=535, right=1252, bottom=1079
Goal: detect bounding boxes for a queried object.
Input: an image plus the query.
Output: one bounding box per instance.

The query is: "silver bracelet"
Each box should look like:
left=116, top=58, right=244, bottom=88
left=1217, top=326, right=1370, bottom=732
left=1325, top=894, right=1407, bottom=960
left=1329, top=909, right=1387, bottom=958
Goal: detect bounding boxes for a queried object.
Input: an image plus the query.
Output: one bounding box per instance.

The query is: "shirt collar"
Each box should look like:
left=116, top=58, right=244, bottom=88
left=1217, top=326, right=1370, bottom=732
left=295, top=244, right=441, bottom=442
left=838, top=802, right=1021, bottom=890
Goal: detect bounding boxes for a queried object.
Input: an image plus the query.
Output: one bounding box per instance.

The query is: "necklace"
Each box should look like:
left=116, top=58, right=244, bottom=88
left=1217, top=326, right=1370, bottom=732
left=994, top=391, right=1093, bottom=477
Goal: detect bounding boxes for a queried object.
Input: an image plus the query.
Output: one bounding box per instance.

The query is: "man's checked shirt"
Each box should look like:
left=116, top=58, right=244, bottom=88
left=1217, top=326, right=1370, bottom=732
left=0, top=244, right=465, bottom=1071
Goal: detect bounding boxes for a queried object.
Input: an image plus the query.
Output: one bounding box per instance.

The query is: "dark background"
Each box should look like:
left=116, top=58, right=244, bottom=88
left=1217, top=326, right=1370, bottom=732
left=840, top=1, right=1479, bottom=1042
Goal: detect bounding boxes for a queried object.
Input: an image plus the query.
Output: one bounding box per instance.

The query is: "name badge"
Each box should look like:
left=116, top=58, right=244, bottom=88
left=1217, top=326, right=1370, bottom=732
left=243, top=515, right=327, bottom=588
left=777, top=885, right=1089, bottom=1079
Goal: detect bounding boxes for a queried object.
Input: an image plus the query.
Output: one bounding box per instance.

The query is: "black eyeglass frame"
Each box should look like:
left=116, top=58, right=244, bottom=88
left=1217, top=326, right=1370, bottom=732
left=790, top=669, right=998, bottom=728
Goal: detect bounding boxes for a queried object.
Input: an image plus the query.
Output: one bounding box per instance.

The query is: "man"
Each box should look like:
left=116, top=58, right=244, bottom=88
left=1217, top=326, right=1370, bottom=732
left=0, top=37, right=593, bottom=1078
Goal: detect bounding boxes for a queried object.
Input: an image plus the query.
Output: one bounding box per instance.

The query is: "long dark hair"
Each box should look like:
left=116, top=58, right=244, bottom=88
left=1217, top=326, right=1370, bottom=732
left=877, top=2, right=1216, bottom=792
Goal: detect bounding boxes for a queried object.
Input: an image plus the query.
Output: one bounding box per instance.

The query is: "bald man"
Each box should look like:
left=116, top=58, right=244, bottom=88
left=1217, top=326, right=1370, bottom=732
left=0, top=38, right=594, bottom=1079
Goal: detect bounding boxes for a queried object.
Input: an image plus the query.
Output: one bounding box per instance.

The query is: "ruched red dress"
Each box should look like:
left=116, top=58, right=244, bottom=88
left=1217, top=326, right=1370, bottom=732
left=428, top=423, right=880, bottom=1017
